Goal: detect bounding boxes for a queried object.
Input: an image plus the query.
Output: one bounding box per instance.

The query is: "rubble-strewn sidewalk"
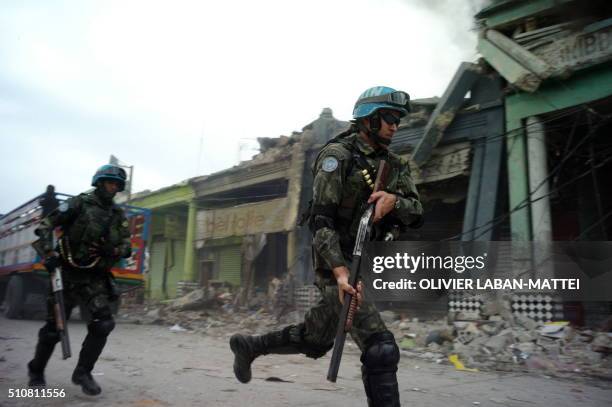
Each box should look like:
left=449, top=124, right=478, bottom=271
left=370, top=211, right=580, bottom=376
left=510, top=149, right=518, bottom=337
left=119, top=290, right=612, bottom=382
left=384, top=312, right=612, bottom=381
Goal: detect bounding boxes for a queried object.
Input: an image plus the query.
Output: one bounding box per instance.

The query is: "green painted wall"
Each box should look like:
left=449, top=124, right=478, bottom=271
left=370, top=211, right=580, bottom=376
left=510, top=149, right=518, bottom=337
left=505, top=64, right=612, bottom=241
left=149, top=240, right=166, bottom=299
left=148, top=238, right=187, bottom=300
left=130, top=184, right=194, bottom=209
left=477, top=0, right=574, bottom=29
left=130, top=184, right=198, bottom=298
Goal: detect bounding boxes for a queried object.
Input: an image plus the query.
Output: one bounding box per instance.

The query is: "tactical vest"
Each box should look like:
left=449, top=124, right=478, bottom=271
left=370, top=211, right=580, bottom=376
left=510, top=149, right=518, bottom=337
left=311, top=132, right=404, bottom=256
left=60, top=193, right=124, bottom=270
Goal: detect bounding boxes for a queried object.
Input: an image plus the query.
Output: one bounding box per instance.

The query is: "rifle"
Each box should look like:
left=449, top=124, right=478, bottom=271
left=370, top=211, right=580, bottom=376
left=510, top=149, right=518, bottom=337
left=32, top=238, right=72, bottom=360
left=327, top=160, right=389, bottom=382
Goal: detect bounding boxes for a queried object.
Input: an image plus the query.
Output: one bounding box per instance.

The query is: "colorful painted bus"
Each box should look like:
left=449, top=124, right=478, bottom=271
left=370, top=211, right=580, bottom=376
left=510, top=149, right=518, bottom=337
left=0, top=191, right=151, bottom=319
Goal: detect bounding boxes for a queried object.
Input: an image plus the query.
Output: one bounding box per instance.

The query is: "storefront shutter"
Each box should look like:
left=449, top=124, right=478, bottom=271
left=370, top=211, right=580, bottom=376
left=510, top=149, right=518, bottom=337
left=148, top=240, right=166, bottom=298
left=218, top=245, right=241, bottom=287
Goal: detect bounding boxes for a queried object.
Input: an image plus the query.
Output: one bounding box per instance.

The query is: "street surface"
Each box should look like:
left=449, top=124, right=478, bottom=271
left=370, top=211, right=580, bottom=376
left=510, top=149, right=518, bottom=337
left=1, top=315, right=611, bottom=407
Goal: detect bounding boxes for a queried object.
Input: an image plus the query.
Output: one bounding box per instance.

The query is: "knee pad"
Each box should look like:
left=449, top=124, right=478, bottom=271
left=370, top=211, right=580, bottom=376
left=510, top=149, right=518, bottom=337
left=88, top=318, right=115, bottom=337
left=361, top=331, right=399, bottom=374
left=39, top=323, right=61, bottom=344
left=284, top=324, right=333, bottom=359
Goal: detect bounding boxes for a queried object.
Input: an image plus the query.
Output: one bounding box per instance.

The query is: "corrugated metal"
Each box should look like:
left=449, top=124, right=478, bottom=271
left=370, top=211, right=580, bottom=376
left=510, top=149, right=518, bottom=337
left=218, top=245, right=241, bottom=287
left=166, top=240, right=185, bottom=299
left=149, top=239, right=187, bottom=299
left=149, top=240, right=166, bottom=298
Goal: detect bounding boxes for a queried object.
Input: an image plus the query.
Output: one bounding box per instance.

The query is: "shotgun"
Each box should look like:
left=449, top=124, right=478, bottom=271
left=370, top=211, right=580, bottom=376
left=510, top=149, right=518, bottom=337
left=327, top=160, right=389, bottom=382
left=32, top=238, right=71, bottom=360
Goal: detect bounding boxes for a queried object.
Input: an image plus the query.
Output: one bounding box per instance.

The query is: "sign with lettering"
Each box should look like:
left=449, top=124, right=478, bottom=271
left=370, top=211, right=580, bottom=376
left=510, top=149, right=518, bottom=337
left=533, top=25, right=612, bottom=72
left=196, top=198, right=290, bottom=240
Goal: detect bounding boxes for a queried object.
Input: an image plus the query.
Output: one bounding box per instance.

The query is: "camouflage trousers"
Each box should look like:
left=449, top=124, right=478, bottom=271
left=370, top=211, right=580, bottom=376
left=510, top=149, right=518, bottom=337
left=30, top=270, right=117, bottom=374
left=45, top=270, right=115, bottom=323
left=292, top=274, right=388, bottom=356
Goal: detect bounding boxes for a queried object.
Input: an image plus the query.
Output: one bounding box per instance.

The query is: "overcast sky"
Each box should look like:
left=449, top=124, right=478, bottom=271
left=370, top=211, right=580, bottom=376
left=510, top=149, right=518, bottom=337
left=0, top=0, right=487, bottom=214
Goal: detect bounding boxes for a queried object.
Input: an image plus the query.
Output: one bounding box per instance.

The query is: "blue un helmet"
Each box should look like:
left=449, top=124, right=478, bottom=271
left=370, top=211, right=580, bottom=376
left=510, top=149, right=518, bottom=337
left=352, top=86, right=411, bottom=147
left=352, top=86, right=411, bottom=119
left=91, top=164, right=127, bottom=192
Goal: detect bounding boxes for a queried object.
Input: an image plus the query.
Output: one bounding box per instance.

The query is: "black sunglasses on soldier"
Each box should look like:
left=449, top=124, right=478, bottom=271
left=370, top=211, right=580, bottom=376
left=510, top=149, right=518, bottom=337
left=379, top=111, right=401, bottom=126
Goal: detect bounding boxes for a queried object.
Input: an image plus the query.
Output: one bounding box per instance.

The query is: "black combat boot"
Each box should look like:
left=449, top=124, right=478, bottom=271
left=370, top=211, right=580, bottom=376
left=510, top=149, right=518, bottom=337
left=27, top=361, right=46, bottom=387
left=362, top=367, right=401, bottom=407
left=230, top=327, right=301, bottom=383
left=72, top=365, right=101, bottom=396
left=28, top=323, right=61, bottom=387
left=70, top=318, right=114, bottom=395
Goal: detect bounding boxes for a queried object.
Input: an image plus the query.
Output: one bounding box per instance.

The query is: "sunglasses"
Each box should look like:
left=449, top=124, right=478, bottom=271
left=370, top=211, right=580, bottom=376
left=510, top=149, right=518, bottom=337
left=379, top=111, right=401, bottom=126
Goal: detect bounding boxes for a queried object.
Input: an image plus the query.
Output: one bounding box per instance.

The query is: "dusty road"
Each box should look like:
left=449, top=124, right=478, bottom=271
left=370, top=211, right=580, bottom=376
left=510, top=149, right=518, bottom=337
left=1, top=315, right=611, bottom=407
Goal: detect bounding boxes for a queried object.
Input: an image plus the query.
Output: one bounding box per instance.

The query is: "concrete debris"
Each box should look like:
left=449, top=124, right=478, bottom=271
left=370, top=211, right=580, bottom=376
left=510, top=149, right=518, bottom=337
left=515, top=314, right=540, bottom=331
left=123, top=301, right=611, bottom=380
left=456, top=323, right=481, bottom=345
left=399, top=337, right=416, bottom=350
left=145, top=308, right=161, bottom=319
left=479, top=322, right=504, bottom=336
left=380, top=310, right=400, bottom=324
left=425, top=329, right=455, bottom=346
left=390, top=313, right=611, bottom=379
left=398, top=321, right=412, bottom=330
left=170, top=289, right=207, bottom=311
left=591, top=333, right=612, bottom=354
left=483, top=332, right=513, bottom=354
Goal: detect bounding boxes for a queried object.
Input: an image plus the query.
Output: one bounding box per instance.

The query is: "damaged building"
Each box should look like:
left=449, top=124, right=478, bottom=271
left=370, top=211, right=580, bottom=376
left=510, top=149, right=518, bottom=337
left=471, top=0, right=612, bottom=326
left=131, top=1, right=611, bottom=329
left=188, top=109, right=348, bottom=310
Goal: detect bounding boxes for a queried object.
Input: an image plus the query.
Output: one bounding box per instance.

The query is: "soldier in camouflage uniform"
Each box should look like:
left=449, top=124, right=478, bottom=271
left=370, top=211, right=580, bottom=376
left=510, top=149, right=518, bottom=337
left=27, top=164, right=132, bottom=396
left=230, top=86, right=423, bottom=407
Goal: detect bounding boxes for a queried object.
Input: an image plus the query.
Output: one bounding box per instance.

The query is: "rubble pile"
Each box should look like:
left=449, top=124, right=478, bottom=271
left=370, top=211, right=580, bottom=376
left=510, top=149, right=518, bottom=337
left=387, top=311, right=612, bottom=380
left=120, top=288, right=297, bottom=340
left=121, top=290, right=611, bottom=380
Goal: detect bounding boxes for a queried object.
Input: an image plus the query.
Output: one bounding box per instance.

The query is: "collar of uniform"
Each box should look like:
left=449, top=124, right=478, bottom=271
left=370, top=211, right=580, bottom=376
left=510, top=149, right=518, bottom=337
left=353, top=133, right=377, bottom=156
left=91, top=189, right=114, bottom=208
left=353, top=133, right=389, bottom=158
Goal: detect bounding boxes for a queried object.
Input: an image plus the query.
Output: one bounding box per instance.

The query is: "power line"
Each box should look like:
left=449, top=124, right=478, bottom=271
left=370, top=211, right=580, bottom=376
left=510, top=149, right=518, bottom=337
left=410, top=104, right=606, bottom=164
left=460, top=147, right=612, bottom=241
left=445, top=114, right=612, bottom=241
left=573, top=208, right=612, bottom=241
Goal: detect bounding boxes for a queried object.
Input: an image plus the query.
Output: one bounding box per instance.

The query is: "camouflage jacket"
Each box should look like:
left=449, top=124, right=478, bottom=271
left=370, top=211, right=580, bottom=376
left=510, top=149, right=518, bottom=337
left=35, top=190, right=132, bottom=272
left=312, top=132, right=423, bottom=273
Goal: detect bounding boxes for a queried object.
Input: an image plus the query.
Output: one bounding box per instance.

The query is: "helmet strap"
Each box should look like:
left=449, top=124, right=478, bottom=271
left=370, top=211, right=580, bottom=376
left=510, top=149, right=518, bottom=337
left=95, top=182, right=117, bottom=204
left=357, top=113, right=390, bottom=148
